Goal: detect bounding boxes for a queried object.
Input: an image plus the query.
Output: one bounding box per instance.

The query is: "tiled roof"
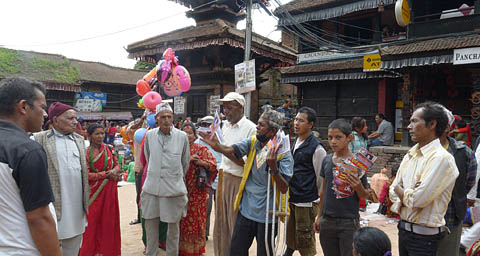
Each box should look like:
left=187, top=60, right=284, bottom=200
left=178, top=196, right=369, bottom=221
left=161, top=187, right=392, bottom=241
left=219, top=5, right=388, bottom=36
left=280, top=57, right=363, bottom=74
left=382, top=33, right=480, bottom=56
left=0, top=48, right=145, bottom=86
left=126, top=19, right=296, bottom=64
left=274, top=0, right=338, bottom=14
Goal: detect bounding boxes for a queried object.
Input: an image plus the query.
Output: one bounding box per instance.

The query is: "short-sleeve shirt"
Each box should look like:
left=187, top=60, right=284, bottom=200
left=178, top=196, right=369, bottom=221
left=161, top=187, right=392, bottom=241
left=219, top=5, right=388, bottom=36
left=377, top=120, right=394, bottom=146
left=232, top=137, right=294, bottom=223
left=220, top=116, right=257, bottom=177
left=0, top=120, right=56, bottom=254
left=320, top=154, right=368, bottom=219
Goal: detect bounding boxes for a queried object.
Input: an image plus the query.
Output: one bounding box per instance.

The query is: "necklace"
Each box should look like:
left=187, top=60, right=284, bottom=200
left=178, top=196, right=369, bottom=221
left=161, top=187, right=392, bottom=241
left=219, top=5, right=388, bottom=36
left=89, top=146, right=108, bottom=173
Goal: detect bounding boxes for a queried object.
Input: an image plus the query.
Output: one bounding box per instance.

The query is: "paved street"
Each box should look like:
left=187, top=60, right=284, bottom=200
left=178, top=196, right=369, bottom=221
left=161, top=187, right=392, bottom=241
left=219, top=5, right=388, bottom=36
left=118, top=182, right=399, bottom=255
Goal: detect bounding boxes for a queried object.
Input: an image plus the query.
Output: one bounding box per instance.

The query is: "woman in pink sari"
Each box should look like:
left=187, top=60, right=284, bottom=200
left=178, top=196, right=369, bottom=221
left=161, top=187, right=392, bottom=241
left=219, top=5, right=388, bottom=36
left=80, top=124, right=121, bottom=256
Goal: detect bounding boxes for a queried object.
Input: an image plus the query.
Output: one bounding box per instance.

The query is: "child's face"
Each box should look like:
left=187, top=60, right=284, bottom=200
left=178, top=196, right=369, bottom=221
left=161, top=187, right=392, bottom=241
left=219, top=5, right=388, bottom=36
left=328, top=128, right=351, bottom=152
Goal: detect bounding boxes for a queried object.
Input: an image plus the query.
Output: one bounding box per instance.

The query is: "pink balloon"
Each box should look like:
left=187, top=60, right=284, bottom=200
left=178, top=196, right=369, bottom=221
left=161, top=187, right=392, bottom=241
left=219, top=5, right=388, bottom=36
left=175, top=65, right=191, bottom=92
left=160, top=60, right=172, bottom=85
left=142, top=91, right=162, bottom=111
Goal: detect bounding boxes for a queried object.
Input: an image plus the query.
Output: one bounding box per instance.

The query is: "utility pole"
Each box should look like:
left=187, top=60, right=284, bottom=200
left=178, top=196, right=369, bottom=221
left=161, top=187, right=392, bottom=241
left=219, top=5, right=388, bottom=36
left=244, top=0, right=253, bottom=119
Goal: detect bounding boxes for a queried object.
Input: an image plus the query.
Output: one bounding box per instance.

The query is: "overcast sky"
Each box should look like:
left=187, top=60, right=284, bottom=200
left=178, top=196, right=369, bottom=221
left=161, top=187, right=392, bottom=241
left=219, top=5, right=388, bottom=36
left=1, top=0, right=286, bottom=69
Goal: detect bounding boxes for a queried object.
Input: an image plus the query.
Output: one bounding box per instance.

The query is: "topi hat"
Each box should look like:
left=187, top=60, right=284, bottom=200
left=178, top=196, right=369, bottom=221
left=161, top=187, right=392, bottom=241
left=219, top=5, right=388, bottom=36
left=48, top=102, right=75, bottom=120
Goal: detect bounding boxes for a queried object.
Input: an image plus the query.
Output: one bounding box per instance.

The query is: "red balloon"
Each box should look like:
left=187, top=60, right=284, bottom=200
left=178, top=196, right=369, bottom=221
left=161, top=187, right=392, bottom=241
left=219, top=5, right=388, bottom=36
left=136, top=80, right=151, bottom=96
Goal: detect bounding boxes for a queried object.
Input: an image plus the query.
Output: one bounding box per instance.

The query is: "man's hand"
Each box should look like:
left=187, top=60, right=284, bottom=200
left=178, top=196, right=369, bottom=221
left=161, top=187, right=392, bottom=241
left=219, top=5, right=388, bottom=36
left=394, top=184, right=404, bottom=201
left=313, top=216, right=321, bottom=233
left=266, top=147, right=278, bottom=172
left=199, top=131, right=219, bottom=149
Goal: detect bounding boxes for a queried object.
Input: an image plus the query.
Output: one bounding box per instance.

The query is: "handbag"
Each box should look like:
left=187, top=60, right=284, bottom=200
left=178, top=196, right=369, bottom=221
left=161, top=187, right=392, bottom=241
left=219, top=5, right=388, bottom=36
left=195, top=166, right=209, bottom=190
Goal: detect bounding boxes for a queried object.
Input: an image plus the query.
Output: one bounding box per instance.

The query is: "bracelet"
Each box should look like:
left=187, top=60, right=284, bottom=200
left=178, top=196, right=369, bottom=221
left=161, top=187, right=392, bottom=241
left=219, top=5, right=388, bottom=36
left=270, top=169, right=279, bottom=176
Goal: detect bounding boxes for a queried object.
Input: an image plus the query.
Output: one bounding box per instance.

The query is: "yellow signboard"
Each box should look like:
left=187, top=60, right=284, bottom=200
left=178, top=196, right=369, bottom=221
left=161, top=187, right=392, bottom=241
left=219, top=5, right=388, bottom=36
left=363, top=54, right=382, bottom=72
left=395, top=0, right=411, bottom=27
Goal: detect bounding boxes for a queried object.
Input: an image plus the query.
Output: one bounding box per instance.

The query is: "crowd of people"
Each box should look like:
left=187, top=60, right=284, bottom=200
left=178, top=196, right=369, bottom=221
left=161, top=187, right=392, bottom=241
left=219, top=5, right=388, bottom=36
left=3, top=76, right=480, bottom=256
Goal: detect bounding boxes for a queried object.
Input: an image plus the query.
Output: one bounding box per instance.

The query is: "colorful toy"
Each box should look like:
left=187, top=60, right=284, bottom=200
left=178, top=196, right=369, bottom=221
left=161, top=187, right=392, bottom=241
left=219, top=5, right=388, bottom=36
left=142, top=91, right=162, bottom=111
left=134, top=128, right=147, bottom=145
left=158, top=60, right=172, bottom=85
left=146, top=113, right=156, bottom=128
left=136, top=80, right=151, bottom=96
left=176, top=65, right=191, bottom=92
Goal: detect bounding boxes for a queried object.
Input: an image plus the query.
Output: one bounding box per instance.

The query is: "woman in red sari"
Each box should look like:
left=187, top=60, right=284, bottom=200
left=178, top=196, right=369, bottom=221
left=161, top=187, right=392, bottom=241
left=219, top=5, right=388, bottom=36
left=179, top=123, right=217, bottom=256
left=80, top=124, right=122, bottom=256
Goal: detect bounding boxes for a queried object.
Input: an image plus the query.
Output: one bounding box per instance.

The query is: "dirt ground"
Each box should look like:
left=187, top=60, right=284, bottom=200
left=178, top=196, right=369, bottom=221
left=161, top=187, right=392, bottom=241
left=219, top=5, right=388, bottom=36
left=118, top=182, right=399, bottom=255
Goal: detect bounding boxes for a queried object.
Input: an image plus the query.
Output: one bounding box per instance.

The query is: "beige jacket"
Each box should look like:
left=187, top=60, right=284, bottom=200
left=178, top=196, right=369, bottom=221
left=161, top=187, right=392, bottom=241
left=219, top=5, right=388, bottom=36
left=33, top=130, right=89, bottom=221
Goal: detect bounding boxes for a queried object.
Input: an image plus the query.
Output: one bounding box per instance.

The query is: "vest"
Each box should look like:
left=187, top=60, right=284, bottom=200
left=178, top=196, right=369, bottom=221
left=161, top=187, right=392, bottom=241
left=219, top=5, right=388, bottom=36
left=289, top=134, right=321, bottom=203
left=447, top=137, right=471, bottom=226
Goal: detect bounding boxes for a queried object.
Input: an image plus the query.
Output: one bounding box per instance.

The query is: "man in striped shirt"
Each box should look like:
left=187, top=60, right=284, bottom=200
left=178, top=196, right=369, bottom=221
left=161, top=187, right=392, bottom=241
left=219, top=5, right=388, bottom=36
left=390, top=102, right=459, bottom=256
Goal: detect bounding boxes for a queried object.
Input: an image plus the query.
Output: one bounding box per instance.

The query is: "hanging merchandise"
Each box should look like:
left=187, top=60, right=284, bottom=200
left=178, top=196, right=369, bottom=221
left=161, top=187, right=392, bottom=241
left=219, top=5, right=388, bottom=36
left=142, top=91, right=162, bottom=111
left=136, top=80, right=151, bottom=96
left=135, top=48, right=191, bottom=111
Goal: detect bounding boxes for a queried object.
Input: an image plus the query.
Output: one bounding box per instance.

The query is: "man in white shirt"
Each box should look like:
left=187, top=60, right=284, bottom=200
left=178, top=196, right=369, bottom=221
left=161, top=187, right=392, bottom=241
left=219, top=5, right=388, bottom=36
left=213, top=92, right=256, bottom=256
left=389, top=102, right=458, bottom=256
left=0, top=78, right=61, bottom=256
left=34, top=102, right=89, bottom=256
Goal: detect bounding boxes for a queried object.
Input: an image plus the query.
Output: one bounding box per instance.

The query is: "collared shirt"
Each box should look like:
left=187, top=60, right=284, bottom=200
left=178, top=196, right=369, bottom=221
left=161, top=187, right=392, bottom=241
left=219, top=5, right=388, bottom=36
left=53, top=128, right=87, bottom=239
left=143, top=126, right=190, bottom=197
left=349, top=131, right=368, bottom=154
left=220, top=116, right=256, bottom=177
left=389, top=139, right=459, bottom=228
left=0, top=120, right=57, bottom=255
left=232, top=137, right=293, bottom=223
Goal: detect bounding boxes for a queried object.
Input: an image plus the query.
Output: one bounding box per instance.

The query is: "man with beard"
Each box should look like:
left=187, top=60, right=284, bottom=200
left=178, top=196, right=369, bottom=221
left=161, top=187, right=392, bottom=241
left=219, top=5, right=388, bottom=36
left=201, top=109, right=293, bottom=256
left=212, top=92, right=256, bottom=256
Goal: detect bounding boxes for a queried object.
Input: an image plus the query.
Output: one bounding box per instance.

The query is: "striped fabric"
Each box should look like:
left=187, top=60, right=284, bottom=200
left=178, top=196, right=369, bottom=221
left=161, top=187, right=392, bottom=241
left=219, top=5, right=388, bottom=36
left=389, top=139, right=459, bottom=228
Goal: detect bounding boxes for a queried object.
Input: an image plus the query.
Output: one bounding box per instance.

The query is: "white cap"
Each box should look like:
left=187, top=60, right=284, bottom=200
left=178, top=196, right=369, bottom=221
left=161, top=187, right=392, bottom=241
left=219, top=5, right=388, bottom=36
left=217, top=92, right=245, bottom=106
left=200, top=116, right=214, bottom=123
left=155, top=102, right=173, bottom=115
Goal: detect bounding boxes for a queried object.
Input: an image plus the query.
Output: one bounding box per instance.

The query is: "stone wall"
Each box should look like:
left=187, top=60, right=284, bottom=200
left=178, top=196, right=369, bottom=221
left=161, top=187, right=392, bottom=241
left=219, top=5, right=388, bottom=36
left=368, top=146, right=410, bottom=177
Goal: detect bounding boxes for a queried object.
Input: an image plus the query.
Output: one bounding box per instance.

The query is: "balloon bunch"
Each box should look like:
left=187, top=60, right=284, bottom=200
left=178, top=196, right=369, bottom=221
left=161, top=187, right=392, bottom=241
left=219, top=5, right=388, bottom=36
left=135, top=48, right=192, bottom=109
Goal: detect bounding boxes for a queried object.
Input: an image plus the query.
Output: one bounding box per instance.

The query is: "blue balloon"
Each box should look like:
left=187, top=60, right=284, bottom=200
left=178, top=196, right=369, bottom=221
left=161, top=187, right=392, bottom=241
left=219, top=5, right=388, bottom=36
left=146, top=113, right=156, bottom=128
left=134, top=128, right=147, bottom=144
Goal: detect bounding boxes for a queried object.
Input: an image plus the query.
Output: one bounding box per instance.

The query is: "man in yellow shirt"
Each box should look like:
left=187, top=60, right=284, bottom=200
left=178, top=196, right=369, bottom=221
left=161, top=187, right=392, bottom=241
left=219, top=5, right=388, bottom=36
left=390, top=102, right=459, bottom=256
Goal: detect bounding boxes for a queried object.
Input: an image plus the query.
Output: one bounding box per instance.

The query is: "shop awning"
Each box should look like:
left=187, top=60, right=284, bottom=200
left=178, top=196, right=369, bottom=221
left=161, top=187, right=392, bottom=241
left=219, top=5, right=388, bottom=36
left=77, top=111, right=133, bottom=121
left=382, top=54, right=453, bottom=69
left=380, top=33, right=480, bottom=69
left=281, top=71, right=400, bottom=84
left=278, top=0, right=395, bottom=25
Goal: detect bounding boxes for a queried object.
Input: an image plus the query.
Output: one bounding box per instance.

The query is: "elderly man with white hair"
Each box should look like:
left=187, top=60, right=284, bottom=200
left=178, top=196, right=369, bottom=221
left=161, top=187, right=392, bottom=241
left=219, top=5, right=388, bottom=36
left=201, top=109, right=294, bottom=256
left=141, top=102, right=190, bottom=256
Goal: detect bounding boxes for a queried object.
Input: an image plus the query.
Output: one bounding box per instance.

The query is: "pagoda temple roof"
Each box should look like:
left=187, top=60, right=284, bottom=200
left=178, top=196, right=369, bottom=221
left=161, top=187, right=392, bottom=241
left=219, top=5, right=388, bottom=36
left=126, top=19, right=296, bottom=64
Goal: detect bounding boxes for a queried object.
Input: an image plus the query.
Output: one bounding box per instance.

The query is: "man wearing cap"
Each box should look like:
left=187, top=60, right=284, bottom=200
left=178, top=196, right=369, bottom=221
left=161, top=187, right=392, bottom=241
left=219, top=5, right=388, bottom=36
left=213, top=92, right=256, bottom=256
left=33, top=101, right=89, bottom=256
left=195, top=115, right=222, bottom=240
left=141, top=102, right=190, bottom=256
